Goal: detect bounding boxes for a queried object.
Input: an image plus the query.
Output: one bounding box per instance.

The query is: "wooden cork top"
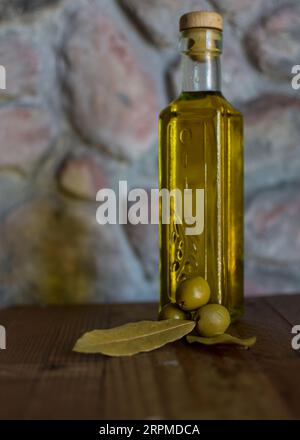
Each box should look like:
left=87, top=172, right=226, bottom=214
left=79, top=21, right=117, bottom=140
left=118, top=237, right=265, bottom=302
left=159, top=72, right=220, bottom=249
left=180, top=11, right=223, bottom=32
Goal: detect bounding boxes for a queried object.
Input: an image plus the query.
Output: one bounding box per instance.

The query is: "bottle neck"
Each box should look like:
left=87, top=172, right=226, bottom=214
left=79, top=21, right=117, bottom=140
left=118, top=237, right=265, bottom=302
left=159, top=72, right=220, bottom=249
left=179, top=28, right=222, bottom=93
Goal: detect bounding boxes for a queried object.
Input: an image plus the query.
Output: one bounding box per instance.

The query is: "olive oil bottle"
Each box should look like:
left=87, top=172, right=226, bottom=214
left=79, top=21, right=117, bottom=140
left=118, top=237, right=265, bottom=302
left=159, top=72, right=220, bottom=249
left=159, top=11, right=244, bottom=321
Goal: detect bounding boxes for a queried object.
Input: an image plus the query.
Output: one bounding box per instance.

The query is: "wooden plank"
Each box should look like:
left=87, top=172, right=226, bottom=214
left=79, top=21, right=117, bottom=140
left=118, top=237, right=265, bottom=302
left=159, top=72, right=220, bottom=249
left=0, top=299, right=299, bottom=420
left=175, top=297, right=292, bottom=420
left=234, top=297, right=300, bottom=419
left=0, top=304, right=159, bottom=420
left=0, top=307, right=64, bottom=420
left=256, top=295, right=300, bottom=420
left=266, top=294, right=300, bottom=326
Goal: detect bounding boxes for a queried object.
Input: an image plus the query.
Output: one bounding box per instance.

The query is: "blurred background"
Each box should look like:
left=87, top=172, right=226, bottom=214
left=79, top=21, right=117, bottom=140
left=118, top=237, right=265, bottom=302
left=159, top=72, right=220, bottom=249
left=0, top=0, right=299, bottom=306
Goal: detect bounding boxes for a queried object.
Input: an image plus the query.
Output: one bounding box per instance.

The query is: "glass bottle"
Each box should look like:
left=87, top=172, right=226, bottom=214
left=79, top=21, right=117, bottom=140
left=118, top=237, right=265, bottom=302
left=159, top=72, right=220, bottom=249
left=158, top=11, right=244, bottom=321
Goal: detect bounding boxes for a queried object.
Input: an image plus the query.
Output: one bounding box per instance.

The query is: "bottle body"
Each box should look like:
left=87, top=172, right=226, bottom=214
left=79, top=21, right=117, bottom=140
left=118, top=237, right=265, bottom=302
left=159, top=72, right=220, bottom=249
left=159, top=91, right=244, bottom=321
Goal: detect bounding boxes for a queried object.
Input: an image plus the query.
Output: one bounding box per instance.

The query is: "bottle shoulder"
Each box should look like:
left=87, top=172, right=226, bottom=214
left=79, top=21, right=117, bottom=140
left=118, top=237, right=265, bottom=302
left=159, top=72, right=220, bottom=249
left=159, top=92, right=243, bottom=121
left=218, top=94, right=243, bottom=117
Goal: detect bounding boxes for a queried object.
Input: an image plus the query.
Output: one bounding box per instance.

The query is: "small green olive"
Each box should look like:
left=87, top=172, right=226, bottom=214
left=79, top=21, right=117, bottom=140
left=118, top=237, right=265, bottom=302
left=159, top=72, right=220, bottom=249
left=176, top=276, right=211, bottom=311
left=159, top=303, right=188, bottom=320
left=195, top=304, right=231, bottom=337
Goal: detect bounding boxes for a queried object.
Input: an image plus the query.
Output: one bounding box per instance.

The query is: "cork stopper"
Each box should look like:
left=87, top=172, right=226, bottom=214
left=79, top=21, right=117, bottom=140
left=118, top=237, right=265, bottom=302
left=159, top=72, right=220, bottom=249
left=179, top=11, right=223, bottom=32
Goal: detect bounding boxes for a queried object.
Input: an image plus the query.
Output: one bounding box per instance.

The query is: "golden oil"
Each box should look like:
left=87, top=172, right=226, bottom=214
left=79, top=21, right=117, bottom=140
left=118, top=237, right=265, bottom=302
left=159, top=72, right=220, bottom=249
left=159, top=14, right=244, bottom=321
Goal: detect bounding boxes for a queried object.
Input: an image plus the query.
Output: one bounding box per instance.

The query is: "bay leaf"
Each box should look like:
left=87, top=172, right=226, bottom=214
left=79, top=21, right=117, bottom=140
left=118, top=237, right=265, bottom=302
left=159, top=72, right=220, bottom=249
left=73, top=319, right=195, bottom=357
left=187, top=333, right=256, bottom=348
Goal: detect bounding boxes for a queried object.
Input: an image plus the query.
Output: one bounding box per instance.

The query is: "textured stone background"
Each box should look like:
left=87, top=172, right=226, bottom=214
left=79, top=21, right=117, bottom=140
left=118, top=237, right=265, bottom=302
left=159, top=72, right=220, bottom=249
left=0, top=0, right=299, bottom=306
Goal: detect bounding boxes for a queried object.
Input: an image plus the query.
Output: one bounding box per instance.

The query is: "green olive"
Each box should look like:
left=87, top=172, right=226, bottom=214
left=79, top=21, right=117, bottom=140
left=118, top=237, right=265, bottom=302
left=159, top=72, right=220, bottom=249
left=195, top=304, right=231, bottom=337
left=176, top=276, right=211, bottom=311
left=159, top=303, right=188, bottom=320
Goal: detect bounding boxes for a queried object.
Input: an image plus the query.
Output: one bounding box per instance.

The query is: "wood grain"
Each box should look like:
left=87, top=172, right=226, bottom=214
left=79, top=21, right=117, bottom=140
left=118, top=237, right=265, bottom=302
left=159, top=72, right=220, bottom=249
left=0, top=296, right=299, bottom=420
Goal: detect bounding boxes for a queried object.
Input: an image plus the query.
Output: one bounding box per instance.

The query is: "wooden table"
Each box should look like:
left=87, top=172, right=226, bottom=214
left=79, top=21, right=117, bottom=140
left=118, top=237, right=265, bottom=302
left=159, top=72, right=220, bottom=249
left=0, top=295, right=299, bottom=420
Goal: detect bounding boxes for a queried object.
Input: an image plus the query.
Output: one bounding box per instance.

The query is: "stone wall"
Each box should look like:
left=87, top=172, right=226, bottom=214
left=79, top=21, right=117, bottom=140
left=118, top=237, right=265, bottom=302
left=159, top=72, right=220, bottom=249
left=0, top=0, right=299, bottom=306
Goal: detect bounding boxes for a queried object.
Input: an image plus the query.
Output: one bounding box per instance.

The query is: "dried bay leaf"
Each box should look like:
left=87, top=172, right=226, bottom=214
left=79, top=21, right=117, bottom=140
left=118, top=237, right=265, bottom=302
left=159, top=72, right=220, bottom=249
left=187, top=334, right=256, bottom=348
left=73, top=319, right=195, bottom=357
